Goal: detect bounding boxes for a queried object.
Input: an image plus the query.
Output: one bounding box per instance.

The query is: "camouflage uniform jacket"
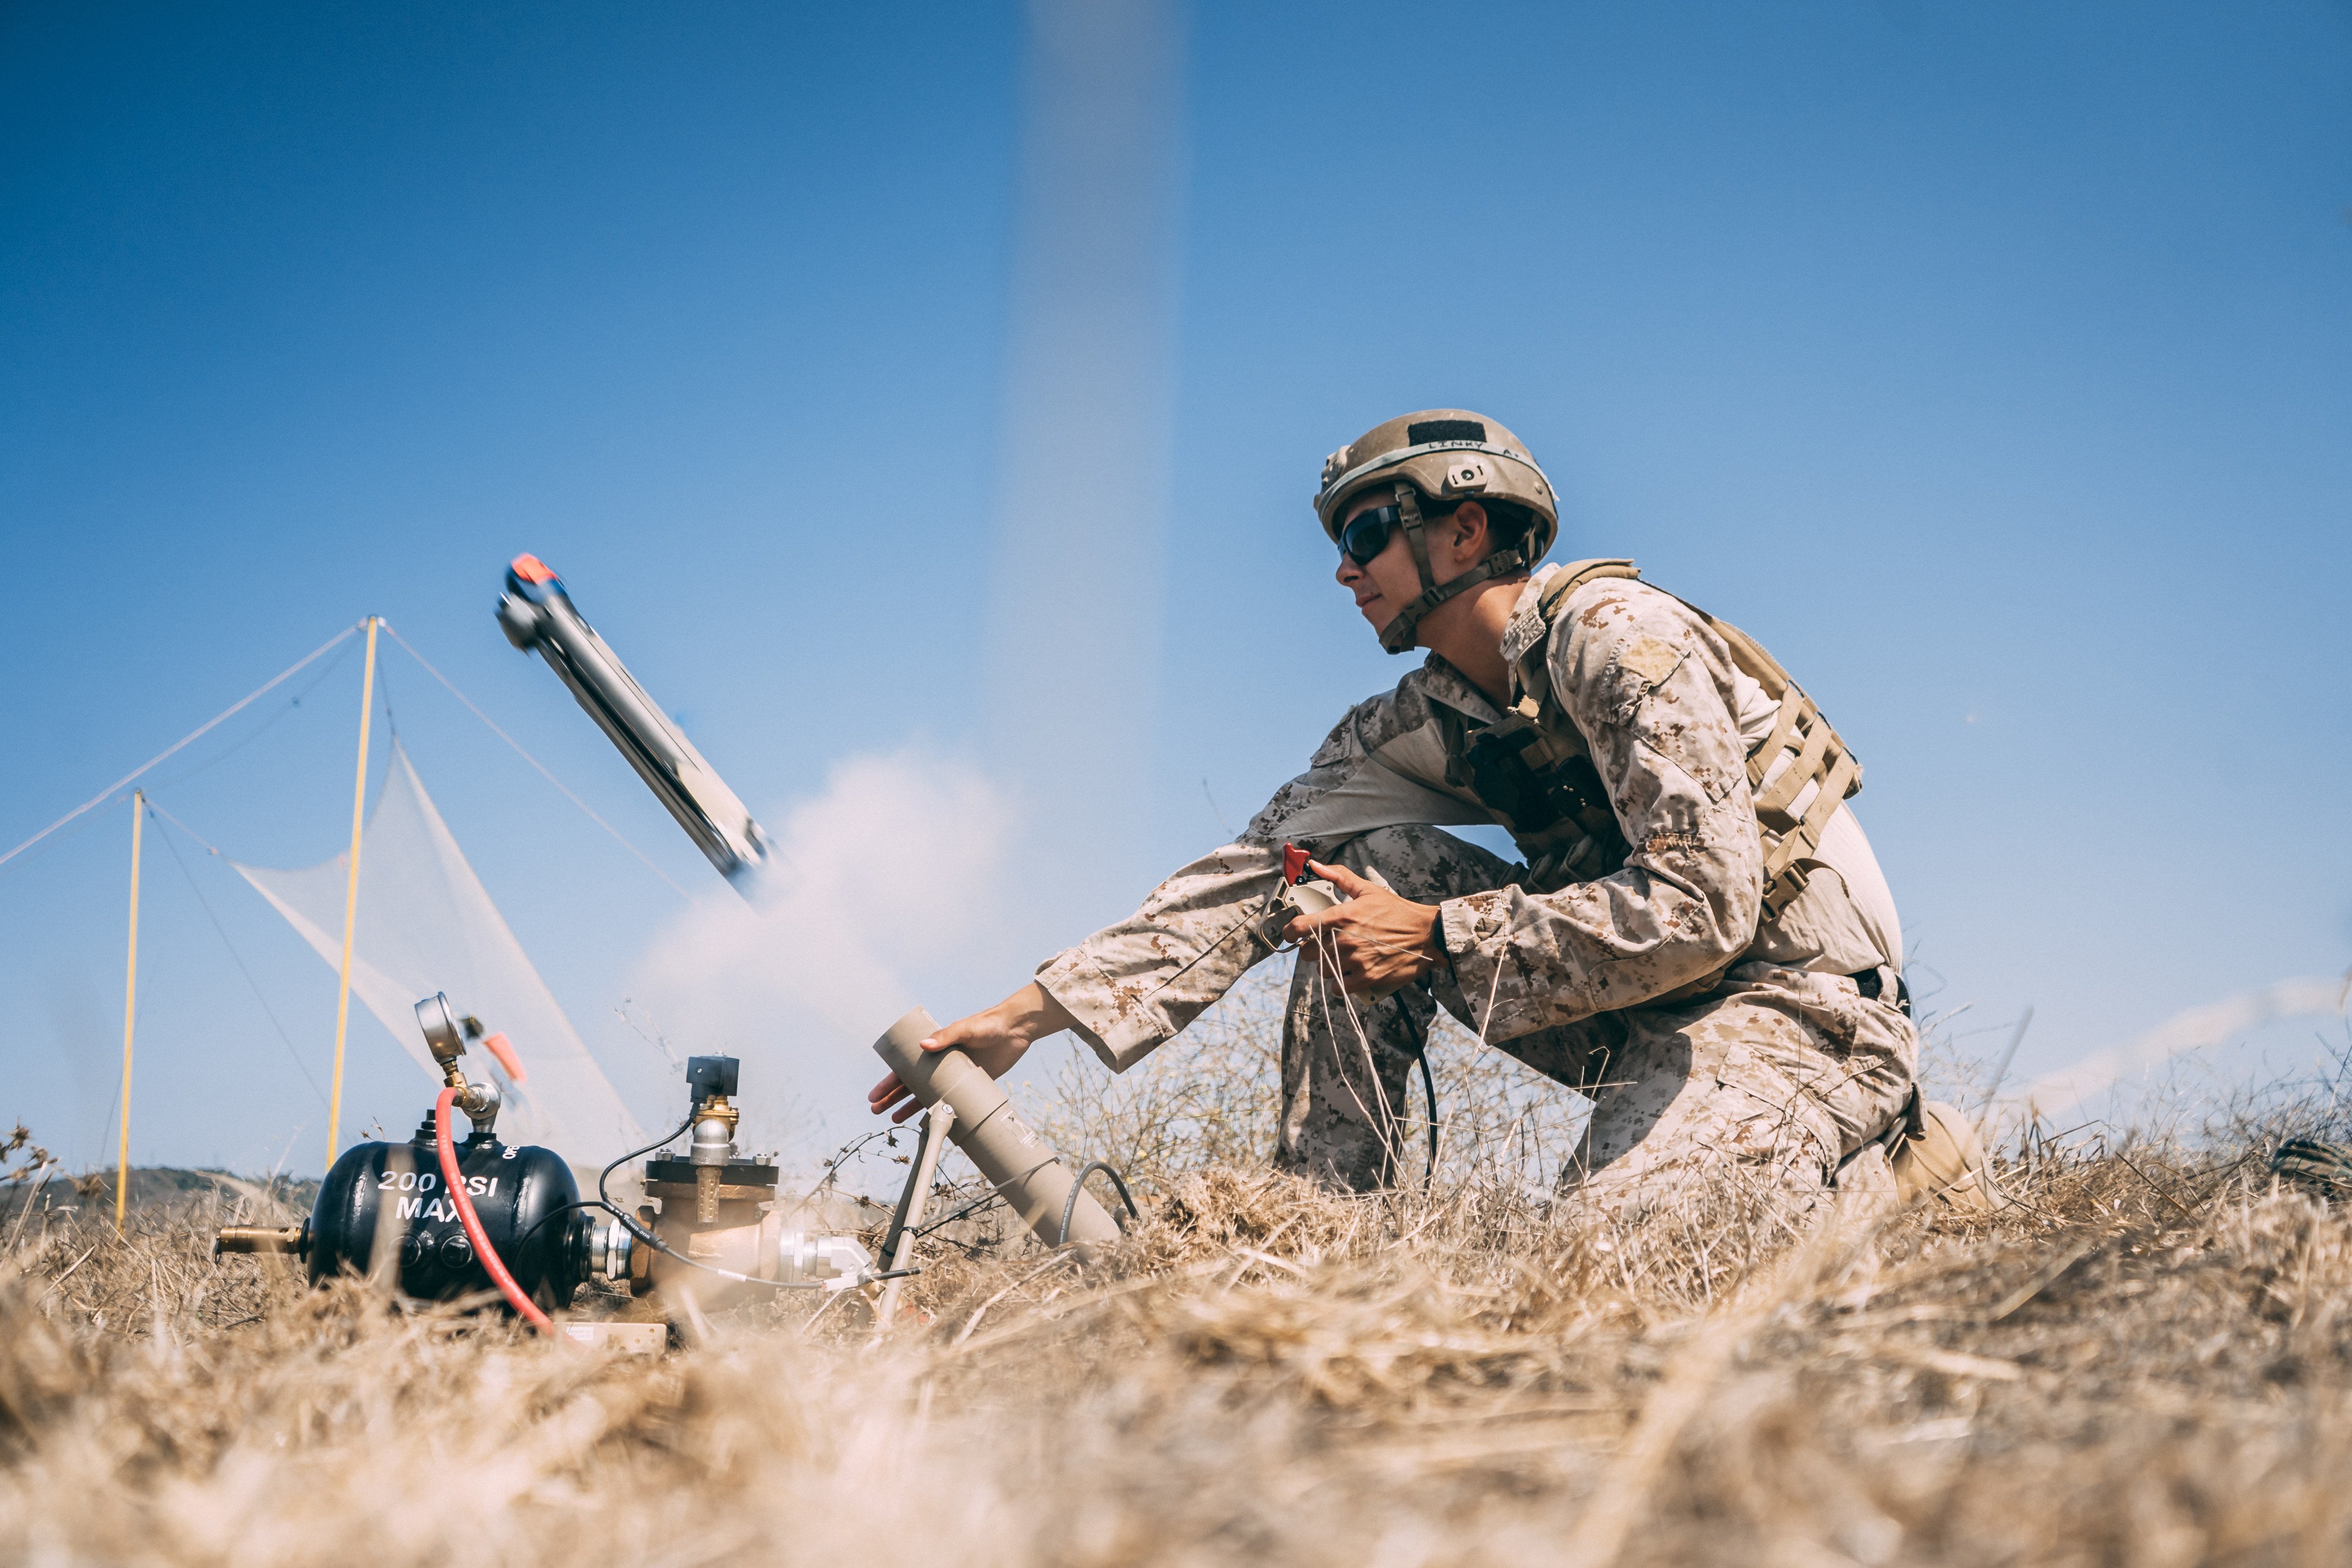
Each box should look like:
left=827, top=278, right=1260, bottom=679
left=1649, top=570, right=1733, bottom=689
left=1036, top=567, right=1905, bottom=1071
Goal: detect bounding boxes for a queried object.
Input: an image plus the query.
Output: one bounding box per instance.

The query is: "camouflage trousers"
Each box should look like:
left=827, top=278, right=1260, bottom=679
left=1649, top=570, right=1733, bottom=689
left=1277, top=825, right=1919, bottom=1218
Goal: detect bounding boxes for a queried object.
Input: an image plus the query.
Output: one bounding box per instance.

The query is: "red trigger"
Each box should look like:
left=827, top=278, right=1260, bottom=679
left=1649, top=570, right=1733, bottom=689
left=1281, top=843, right=1312, bottom=885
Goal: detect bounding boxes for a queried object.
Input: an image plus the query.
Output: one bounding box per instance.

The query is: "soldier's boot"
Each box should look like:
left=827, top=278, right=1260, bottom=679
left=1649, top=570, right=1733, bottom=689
left=1884, top=1094, right=1998, bottom=1214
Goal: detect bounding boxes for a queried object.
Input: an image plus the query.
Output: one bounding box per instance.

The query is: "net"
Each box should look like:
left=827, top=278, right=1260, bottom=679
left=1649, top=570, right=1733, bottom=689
left=233, top=739, right=647, bottom=1163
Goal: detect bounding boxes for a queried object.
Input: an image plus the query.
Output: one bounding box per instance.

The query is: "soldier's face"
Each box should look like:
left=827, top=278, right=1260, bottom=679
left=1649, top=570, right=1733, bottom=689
left=1334, top=493, right=1488, bottom=636
left=1334, top=492, right=1423, bottom=635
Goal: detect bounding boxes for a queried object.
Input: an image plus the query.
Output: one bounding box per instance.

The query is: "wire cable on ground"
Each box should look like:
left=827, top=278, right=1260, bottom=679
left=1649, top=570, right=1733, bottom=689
left=377, top=621, right=693, bottom=902
left=910, top=1155, right=1065, bottom=1242
left=910, top=1186, right=1005, bottom=1241
left=0, top=622, right=364, bottom=876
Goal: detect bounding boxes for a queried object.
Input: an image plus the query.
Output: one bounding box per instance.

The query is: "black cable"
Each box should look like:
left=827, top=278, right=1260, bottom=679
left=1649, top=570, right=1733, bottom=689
left=1391, top=991, right=1438, bottom=1189
left=1415, top=1051, right=1437, bottom=1187
left=910, top=1187, right=1002, bottom=1240
left=600, top=1113, right=694, bottom=1196
left=512, top=1199, right=585, bottom=1254
left=1058, top=1160, right=1140, bottom=1246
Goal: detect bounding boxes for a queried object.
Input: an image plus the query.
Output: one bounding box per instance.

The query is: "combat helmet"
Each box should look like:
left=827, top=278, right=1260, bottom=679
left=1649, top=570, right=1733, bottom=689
left=1314, top=410, right=1560, bottom=654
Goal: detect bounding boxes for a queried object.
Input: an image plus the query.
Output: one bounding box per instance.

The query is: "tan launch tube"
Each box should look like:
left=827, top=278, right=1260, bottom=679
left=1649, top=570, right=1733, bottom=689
left=872, top=1007, right=1120, bottom=1247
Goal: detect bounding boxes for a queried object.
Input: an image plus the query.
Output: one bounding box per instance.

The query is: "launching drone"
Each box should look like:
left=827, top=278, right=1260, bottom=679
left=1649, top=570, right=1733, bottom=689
left=495, top=554, right=771, bottom=888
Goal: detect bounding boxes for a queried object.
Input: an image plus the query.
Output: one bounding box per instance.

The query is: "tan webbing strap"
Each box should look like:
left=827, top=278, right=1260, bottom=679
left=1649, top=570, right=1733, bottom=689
left=1754, top=710, right=1835, bottom=820
left=1396, top=484, right=1435, bottom=585
left=1802, top=750, right=1860, bottom=843
left=1758, top=743, right=1861, bottom=916
left=1679, top=607, right=1865, bottom=914
left=1535, top=558, right=1640, bottom=620
left=1748, top=696, right=1803, bottom=792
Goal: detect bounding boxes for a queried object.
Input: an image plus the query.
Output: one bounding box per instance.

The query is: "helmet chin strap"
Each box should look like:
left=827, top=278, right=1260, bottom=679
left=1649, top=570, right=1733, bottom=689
left=1376, top=483, right=1527, bottom=655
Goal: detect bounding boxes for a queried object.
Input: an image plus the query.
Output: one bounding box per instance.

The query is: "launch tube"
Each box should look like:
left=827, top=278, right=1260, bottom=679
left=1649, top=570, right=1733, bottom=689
left=872, top=1008, right=1119, bottom=1248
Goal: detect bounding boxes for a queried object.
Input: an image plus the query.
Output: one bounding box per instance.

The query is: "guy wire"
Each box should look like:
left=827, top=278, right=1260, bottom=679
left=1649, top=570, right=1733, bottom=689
left=0, top=621, right=364, bottom=875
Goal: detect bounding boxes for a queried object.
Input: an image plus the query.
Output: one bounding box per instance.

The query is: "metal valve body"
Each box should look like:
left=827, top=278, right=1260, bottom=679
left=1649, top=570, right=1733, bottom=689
left=632, top=1053, right=789, bottom=1306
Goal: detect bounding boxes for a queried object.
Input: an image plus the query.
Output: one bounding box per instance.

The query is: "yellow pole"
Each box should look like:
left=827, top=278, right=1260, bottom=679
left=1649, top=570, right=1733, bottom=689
left=115, top=791, right=144, bottom=1232
left=325, top=616, right=379, bottom=1167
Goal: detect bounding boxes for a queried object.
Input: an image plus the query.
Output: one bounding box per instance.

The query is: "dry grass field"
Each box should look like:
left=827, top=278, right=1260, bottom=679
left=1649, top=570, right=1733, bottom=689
left=7, top=988, right=2352, bottom=1568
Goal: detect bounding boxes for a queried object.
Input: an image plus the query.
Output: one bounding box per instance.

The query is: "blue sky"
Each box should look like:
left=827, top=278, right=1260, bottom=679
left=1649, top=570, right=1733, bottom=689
left=3, top=2, right=2347, bottom=1177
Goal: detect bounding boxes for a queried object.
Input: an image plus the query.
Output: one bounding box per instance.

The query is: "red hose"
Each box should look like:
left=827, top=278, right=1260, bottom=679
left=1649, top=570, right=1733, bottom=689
left=434, top=1087, right=551, bottom=1331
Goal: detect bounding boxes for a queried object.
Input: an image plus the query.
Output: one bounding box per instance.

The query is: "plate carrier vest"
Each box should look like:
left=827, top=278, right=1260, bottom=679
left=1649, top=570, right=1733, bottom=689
left=1456, top=560, right=1863, bottom=918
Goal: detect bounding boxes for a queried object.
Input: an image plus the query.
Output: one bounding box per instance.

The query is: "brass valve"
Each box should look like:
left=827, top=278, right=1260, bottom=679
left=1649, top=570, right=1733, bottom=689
left=689, top=1094, right=740, bottom=1221
left=214, top=1224, right=305, bottom=1258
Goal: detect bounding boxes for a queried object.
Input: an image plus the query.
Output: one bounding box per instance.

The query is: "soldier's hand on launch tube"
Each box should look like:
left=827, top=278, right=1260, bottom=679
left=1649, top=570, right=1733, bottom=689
left=1285, top=861, right=1446, bottom=997
left=867, top=982, right=1080, bottom=1125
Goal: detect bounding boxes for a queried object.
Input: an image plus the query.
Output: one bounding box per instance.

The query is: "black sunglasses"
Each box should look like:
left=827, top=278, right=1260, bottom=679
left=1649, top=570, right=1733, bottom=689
left=1338, top=505, right=1409, bottom=566
left=1337, top=500, right=1465, bottom=566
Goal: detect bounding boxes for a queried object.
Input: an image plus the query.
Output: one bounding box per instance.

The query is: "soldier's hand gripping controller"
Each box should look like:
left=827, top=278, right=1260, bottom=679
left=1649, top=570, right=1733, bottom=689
left=1257, top=843, right=1392, bottom=945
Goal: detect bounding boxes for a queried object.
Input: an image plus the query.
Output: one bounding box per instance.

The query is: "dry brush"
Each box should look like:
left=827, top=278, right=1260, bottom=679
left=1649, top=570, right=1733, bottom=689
left=7, top=991, right=2352, bottom=1567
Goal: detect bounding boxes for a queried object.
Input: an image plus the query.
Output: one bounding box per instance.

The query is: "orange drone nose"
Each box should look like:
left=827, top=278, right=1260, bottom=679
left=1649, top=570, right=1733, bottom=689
left=480, top=1031, right=527, bottom=1083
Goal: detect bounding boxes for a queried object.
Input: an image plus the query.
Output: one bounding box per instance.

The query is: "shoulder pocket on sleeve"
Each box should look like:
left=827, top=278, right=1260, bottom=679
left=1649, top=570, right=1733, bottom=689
left=1608, top=640, right=1747, bottom=805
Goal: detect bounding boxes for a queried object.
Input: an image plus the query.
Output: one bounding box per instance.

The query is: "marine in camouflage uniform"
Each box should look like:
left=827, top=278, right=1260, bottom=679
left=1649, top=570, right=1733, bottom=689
left=1032, top=410, right=1920, bottom=1218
